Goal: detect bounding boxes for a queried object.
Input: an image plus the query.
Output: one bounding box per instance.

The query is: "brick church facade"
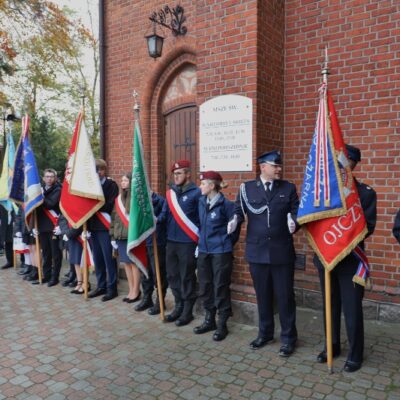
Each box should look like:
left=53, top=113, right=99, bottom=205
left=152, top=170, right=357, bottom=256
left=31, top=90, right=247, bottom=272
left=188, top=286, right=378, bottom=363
left=100, top=0, right=400, bottom=320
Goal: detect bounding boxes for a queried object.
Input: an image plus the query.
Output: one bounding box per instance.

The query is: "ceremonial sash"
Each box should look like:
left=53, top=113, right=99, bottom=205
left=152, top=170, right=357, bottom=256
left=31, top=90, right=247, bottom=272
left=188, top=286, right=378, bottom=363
left=95, top=211, right=111, bottom=230
left=77, top=236, right=95, bottom=270
left=43, top=208, right=59, bottom=227
left=115, top=195, right=129, bottom=228
left=352, top=245, right=370, bottom=287
left=166, top=189, right=199, bottom=243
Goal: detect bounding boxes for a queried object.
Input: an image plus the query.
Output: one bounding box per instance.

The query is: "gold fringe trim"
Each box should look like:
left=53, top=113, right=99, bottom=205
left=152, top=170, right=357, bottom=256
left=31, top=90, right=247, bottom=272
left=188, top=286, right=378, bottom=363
left=297, top=206, right=346, bottom=225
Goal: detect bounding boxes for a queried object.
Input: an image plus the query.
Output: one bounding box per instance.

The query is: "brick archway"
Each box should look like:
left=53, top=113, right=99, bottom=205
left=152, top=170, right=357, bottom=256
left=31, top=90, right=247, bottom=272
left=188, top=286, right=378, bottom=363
left=141, top=42, right=197, bottom=192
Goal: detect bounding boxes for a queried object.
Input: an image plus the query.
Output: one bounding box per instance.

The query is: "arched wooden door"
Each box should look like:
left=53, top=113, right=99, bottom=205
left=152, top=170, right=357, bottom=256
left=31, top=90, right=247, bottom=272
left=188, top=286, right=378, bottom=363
left=164, top=105, right=197, bottom=189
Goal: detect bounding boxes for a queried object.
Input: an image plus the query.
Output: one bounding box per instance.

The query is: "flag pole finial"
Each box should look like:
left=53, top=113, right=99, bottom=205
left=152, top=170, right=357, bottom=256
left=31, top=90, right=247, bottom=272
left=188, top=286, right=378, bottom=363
left=321, top=46, right=330, bottom=84
left=133, top=90, right=140, bottom=120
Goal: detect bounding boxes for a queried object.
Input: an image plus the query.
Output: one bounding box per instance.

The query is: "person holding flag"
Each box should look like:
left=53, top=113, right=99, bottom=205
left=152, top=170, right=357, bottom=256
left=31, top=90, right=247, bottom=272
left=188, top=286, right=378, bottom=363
left=313, top=145, right=376, bottom=372
left=393, top=210, right=400, bottom=244
left=110, top=173, right=141, bottom=303
left=165, top=160, right=201, bottom=327
left=33, top=169, right=62, bottom=286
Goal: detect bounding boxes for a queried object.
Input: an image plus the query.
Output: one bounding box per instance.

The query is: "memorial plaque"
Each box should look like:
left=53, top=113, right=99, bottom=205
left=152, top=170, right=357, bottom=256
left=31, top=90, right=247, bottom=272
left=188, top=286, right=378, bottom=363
left=199, top=95, right=252, bottom=171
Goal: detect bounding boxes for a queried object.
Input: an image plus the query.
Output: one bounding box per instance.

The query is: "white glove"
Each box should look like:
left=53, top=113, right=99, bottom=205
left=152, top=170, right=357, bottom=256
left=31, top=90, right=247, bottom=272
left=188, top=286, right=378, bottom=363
left=81, top=231, right=91, bottom=240
left=63, top=234, right=68, bottom=242
left=111, top=240, right=118, bottom=250
left=227, top=215, right=238, bottom=234
left=287, top=213, right=296, bottom=234
left=32, top=228, right=39, bottom=237
left=194, top=246, right=199, bottom=258
left=53, top=226, right=61, bottom=236
left=15, top=232, right=22, bottom=238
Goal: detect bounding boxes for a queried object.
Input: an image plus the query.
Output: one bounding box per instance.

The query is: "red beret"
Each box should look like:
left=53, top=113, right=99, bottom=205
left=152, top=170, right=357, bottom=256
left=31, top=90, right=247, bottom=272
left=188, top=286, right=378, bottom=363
left=171, top=160, right=191, bottom=172
left=199, top=171, right=223, bottom=182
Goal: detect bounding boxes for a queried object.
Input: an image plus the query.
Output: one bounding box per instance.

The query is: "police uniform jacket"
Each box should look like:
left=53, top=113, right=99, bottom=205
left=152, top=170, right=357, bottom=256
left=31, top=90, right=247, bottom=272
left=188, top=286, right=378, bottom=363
left=235, top=178, right=299, bottom=265
left=393, top=209, right=400, bottom=244
left=198, top=193, right=235, bottom=254
left=314, top=179, right=377, bottom=270
left=166, top=182, right=201, bottom=243
left=146, top=192, right=167, bottom=248
left=88, top=177, right=119, bottom=232
left=37, top=182, right=62, bottom=233
left=59, top=214, right=82, bottom=239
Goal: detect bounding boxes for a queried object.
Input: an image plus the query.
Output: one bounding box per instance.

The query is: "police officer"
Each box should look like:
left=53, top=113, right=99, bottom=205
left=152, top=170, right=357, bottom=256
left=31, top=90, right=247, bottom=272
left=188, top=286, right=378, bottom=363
left=393, top=210, right=400, bottom=244
left=228, top=150, right=299, bottom=357
left=314, top=144, right=377, bottom=372
left=88, top=159, right=119, bottom=301
left=165, top=160, right=201, bottom=326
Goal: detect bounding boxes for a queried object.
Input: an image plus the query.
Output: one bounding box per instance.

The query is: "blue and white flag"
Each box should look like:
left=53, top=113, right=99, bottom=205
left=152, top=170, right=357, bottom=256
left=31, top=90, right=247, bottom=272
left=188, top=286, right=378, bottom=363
left=0, top=133, right=16, bottom=213
left=9, top=115, right=43, bottom=225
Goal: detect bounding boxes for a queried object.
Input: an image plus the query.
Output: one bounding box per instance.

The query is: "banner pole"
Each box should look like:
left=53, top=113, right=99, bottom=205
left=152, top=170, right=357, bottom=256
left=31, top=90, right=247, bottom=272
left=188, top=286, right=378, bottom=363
left=13, top=249, right=17, bottom=270
left=325, top=269, right=333, bottom=373
left=83, top=223, right=88, bottom=300
left=152, top=232, right=165, bottom=321
left=34, top=211, right=42, bottom=284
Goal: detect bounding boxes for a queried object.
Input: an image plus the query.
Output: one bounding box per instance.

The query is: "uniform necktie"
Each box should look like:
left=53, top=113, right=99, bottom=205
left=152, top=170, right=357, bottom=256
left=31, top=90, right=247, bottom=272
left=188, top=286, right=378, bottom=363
left=265, top=182, right=271, bottom=192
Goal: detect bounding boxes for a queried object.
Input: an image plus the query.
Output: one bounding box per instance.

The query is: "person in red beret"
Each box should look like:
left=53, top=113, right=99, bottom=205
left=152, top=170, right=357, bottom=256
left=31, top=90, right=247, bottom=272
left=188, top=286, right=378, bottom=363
left=165, top=160, right=201, bottom=326
left=193, top=171, right=238, bottom=341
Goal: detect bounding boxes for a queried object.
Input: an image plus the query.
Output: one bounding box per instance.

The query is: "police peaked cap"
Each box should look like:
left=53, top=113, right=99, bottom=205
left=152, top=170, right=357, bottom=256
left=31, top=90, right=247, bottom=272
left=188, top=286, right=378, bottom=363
left=345, top=144, right=361, bottom=163
left=171, top=160, right=191, bottom=172
left=256, top=150, right=282, bottom=165
left=199, top=171, right=223, bottom=182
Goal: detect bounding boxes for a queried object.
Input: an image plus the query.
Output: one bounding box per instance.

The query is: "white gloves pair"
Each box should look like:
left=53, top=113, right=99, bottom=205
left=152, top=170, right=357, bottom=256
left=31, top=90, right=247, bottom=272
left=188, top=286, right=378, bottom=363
left=53, top=226, right=62, bottom=236
left=226, top=213, right=296, bottom=234
left=80, top=231, right=91, bottom=240
left=15, top=232, right=22, bottom=238
left=111, top=240, right=118, bottom=250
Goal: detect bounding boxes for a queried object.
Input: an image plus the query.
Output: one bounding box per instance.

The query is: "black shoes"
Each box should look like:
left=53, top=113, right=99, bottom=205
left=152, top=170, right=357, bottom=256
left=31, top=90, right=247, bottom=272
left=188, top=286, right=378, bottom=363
left=101, top=291, right=118, bottom=302
left=316, top=346, right=341, bottom=363
left=165, top=306, right=183, bottom=323
left=279, top=343, right=295, bottom=357
left=175, top=315, right=194, bottom=327
left=123, top=291, right=141, bottom=304
left=249, top=336, right=274, bottom=350
left=32, top=278, right=49, bottom=285
left=193, top=320, right=217, bottom=334
left=343, top=361, right=361, bottom=373
left=0, top=263, right=13, bottom=270
left=213, top=324, right=228, bottom=341
left=134, top=295, right=153, bottom=311
left=47, top=280, right=59, bottom=287
left=88, top=288, right=107, bottom=298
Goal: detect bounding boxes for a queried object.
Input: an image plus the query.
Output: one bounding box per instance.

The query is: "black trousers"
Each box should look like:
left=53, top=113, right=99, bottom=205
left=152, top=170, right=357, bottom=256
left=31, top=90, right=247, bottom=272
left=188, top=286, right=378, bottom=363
left=141, top=245, right=168, bottom=298
left=40, top=232, right=62, bottom=281
left=197, top=252, right=233, bottom=317
left=249, top=262, right=297, bottom=345
left=316, top=259, right=364, bottom=364
left=166, top=241, right=197, bottom=303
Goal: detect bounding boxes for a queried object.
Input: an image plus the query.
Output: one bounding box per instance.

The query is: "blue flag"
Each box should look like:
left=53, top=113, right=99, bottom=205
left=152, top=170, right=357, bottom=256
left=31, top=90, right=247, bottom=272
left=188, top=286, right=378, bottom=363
left=9, top=115, right=43, bottom=224
left=297, top=84, right=346, bottom=225
left=0, top=133, right=16, bottom=212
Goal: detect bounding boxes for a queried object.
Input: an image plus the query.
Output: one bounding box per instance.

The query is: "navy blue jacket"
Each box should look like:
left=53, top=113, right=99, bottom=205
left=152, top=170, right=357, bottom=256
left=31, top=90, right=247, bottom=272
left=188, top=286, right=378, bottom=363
left=146, top=192, right=167, bottom=248
left=37, top=182, right=62, bottom=233
left=166, top=182, right=201, bottom=243
left=88, top=177, right=119, bottom=232
left=198, top=193, right=236, bottom=254
left=235, top=178, right=299, bottom=265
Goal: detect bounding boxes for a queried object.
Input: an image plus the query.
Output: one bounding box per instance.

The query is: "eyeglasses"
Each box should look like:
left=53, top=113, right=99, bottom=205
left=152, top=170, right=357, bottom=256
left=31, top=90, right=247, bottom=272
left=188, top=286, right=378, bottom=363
left=173, top=172, right=185, bottom=176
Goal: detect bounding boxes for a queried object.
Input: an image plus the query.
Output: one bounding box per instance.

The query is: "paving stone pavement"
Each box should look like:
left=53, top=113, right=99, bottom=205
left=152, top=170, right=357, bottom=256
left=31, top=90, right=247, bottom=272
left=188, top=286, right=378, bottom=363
left=0, top=263, right=399, bottom=400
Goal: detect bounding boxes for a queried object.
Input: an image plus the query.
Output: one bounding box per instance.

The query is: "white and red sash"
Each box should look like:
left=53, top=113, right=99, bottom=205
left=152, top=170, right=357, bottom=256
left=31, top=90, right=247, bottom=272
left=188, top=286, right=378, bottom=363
left=43, top=209, right=59, bottom=227
left=115, top=195, right=129, bottom=228
left=77, top=236, right=95, bottom=270
left=95, top=211, right=111, bottom=230
left=166, top=189, right=199, bottom=243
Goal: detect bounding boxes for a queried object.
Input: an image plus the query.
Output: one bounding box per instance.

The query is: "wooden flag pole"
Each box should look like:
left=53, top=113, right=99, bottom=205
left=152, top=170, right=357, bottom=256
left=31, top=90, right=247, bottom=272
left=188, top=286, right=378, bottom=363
left=83, top=223, right=89, bottom=300
left=152, top=232, right=165, bottom=321
left=13, top=250, right=17, bottom=270
left=34, top=211, right=43, bottom=284
left=325, top=269, right=333, bottom=373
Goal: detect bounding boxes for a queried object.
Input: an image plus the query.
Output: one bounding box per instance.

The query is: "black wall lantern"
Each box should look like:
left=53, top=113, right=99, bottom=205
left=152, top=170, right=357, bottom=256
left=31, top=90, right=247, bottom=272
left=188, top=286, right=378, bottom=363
left=145, top=5, right=187, bottom=59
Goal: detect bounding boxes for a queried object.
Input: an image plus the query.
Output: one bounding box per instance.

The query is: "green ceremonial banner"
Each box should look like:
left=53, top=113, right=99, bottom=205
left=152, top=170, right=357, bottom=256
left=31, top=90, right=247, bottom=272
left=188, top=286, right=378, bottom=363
left=127, top=118, right=156, bottom=278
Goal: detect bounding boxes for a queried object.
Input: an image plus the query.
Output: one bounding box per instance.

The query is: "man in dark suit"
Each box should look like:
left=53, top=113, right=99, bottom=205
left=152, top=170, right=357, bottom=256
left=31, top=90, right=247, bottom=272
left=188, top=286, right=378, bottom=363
left=228, top=150, right=299, bottom=357
left=88, top=159, right=119, bottom=301
left=314, top=144, right=377, bottom=373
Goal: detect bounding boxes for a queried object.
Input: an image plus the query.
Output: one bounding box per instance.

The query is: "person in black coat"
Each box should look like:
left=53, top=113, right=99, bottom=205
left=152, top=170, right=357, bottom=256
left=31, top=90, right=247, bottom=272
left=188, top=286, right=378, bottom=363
left=313, top=144, right=377, bottom=373
left=228, top=150, right=299, bottom=357
left=134, top=191, right=168, bottom=315
left=0, top=204, right=15, bottom=269
left=393, top=210, right=400, bottom=244
left=88, top=159, right=119, bottom=301
left=33, top=169, right=62, bottom=286
left=193, top=171, right=237, bottom=341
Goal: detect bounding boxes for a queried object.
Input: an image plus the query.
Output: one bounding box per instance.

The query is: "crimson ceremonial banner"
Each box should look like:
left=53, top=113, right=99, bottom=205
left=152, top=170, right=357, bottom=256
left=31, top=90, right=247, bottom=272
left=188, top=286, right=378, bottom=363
left=60, top=111, right=105, bottom=228
left=299, top=86, right=368, bottom=275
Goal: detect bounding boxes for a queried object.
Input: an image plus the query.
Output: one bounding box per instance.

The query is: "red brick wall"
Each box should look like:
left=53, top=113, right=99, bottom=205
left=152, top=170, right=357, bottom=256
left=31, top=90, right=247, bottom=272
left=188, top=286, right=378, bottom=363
left=285, top=0, right=400, bottom=304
